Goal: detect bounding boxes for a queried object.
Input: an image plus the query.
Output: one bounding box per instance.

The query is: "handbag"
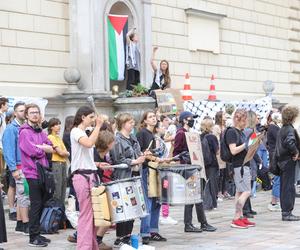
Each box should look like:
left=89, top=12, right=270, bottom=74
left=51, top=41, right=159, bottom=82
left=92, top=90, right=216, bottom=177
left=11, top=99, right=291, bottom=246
left=36, top=161, right=55, bottom=195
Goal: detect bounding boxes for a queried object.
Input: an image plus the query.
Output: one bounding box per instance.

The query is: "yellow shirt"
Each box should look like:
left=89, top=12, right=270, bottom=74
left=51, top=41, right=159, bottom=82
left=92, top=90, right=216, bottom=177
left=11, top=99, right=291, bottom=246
left=48, top=134, right=67, bottom=162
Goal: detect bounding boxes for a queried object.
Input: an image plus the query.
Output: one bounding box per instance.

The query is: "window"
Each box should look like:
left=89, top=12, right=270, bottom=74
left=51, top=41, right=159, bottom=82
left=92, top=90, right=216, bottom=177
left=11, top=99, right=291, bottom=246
left=185, top=8, right=226, bottom=54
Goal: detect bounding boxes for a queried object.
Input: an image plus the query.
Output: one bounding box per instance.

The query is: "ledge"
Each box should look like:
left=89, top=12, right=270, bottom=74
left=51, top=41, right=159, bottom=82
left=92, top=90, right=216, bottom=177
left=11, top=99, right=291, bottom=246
left=114, top=96, right=155, bottom=105
left=184, top=8, right=226, bottom=20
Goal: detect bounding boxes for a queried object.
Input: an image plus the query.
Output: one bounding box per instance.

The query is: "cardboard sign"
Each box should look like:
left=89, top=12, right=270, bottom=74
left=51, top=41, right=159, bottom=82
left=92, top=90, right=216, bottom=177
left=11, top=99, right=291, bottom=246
left=243, top=133, right=265, bottom=165
left=155, top=89, right=183, bottom=115
left=185, top=132, right=207, bottom=180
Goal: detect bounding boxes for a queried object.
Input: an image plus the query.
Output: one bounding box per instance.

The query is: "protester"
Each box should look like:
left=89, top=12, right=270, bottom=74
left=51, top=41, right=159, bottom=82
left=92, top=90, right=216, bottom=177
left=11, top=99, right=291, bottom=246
left=156, top=116, right=178, bottom=225
left=0, top=97, right=16, bottom=221
left=126, top=28, right=141, bottom=90
left=19, top=103, right=54, bottom=247
left=70, top=106, right=103, bottom=250
left=2, top=102, right=30, bottom=234
left=94, top=130, right=116, bottom=250
left=226, top=109, right=255, bottom=229
left=150, top=47, right=171, bottom=91
left=173, top=111, right=216, bottom=233
left=137, top=110, right=167, bottom=245
left=276, top=106, right=300, bottom=221
left=213, top=111, right=232, bottom=200
left=63, top=115, right=75, bottom=162
left=242, top=111, right=261, bottom=219
left=67, top=130, right=114, bottom=250
left=110, top=113, right=145, bottom=247
left=266, top=111, right=282, bottom=212
left=200, top=117, right=219, bottom=211
left=47, top=118, right=70, bottom=204
left=0, top=183, right=7, bottom=244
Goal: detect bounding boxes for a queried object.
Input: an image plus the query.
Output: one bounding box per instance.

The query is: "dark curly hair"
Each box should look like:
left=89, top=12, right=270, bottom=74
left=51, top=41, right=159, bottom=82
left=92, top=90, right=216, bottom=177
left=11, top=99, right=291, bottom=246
left=282, top=106, right=299, bottom=125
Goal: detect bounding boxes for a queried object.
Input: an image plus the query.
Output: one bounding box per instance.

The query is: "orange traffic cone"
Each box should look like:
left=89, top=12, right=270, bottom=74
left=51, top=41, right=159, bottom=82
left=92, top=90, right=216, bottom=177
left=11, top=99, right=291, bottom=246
left=208, top=74, right=217, bottom=101
left=182, top=73, right=192, bottom=101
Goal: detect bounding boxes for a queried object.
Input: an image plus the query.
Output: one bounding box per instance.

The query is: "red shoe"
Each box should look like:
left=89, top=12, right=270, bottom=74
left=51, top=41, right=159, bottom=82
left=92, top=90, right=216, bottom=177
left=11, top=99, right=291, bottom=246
left=231, top=219, right=248, bottom=229
left=242, top=217, right=256, bottom=227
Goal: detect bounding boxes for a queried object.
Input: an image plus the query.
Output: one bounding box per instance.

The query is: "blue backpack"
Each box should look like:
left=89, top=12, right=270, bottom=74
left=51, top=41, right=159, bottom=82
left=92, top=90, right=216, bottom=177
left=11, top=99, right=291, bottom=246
left=40, top=207, right=64, bottom=234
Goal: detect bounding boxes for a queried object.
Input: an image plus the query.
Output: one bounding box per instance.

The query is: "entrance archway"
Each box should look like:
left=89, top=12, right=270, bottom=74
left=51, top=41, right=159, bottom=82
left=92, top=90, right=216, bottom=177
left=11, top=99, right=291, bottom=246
left=108, top=2, right=135, bottom=93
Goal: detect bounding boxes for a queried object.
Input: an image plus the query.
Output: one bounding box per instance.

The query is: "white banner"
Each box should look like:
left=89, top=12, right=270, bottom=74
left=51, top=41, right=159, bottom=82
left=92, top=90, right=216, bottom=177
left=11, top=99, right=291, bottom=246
left=184, top=97, right=272, bottom=131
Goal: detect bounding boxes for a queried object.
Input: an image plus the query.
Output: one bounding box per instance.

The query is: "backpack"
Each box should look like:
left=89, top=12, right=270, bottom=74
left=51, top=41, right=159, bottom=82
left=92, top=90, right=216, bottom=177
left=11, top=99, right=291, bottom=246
left=220, top=127, right=238, bottom=163
left=201, top=134, right=213, bottom=167
left=40, top=198, right=66, bottom=234
left=40, top=207, right=64, bottom=234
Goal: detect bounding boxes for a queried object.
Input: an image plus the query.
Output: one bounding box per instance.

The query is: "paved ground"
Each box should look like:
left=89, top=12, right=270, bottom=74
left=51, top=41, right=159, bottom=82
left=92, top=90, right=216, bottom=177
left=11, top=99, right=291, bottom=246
left=1, top=190, right=300, bottom=250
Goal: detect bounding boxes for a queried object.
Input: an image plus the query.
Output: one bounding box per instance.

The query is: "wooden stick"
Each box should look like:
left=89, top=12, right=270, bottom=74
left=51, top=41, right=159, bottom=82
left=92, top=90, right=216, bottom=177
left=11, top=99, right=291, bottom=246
left=146, top=140, right=153, bottom=151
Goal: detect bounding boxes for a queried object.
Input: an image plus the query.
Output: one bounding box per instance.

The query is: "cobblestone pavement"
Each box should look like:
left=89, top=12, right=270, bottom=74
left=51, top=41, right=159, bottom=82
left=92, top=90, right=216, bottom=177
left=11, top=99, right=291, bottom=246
left=2, top=190, right=300, bottom=250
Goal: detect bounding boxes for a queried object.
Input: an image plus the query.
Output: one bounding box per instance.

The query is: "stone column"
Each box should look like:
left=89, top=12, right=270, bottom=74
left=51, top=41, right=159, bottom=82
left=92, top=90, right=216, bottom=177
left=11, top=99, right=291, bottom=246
left=68, top=0, right=107, bottom=94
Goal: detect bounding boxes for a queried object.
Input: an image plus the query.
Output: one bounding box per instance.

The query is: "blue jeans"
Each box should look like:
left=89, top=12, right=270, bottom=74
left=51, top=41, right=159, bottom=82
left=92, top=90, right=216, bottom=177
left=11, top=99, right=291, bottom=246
left=272, top=176, right=280, bottom=199
left=140, top=168, right=161, bottom=237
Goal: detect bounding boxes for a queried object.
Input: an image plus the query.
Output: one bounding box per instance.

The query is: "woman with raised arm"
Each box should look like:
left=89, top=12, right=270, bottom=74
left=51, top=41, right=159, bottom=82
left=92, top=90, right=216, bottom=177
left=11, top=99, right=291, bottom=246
left=150, top=47, right=171, bottom=91
left=70, top=106, right=103, bottom=250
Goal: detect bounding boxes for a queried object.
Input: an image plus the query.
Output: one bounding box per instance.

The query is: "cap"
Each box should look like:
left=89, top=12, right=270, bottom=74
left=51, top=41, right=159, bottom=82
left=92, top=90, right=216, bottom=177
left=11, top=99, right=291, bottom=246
left=179, top=111, right=198, bottom=122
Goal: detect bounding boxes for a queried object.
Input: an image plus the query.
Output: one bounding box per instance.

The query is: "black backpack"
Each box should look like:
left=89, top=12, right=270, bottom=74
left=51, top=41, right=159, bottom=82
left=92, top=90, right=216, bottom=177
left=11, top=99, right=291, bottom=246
left=201, top=134, right=213, bottom=167
left=220, top=127, right=238, bottom=163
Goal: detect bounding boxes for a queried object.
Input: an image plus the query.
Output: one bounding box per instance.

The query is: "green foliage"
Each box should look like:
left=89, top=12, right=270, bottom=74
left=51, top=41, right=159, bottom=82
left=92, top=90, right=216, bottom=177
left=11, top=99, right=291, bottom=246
left=132, top=83, right=149, bottom=96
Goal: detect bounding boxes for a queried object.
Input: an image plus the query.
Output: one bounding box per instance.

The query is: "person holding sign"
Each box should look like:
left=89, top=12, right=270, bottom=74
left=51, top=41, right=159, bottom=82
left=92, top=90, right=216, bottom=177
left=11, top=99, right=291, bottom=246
left=173, top=111, right=216, bottom=233
left=225, top=109, right=255, bottom=229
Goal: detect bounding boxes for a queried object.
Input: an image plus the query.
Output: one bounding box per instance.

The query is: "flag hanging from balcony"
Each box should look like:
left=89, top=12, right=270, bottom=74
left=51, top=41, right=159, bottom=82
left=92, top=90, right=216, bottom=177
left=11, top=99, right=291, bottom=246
left=107, top=14, right=128, bottom=81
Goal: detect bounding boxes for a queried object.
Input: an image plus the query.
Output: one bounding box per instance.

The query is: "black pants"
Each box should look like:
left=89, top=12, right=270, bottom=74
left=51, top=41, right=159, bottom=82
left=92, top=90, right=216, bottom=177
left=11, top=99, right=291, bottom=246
left=0, top=194, right=7, bottom=243
left=218, top=168, right=227, bottom=193
left=280, top=160, right=296, bottom=215
left=203, top=167, right=218, bottom=210
left=27, top=179, right=50, bottom=240
left=184, top=202, right=207, bottom=225
left=243, top=180, right=254, bottom=215
left=127, top=69, right=140, bottom=90
left=116, top=220, right=134, bottom=238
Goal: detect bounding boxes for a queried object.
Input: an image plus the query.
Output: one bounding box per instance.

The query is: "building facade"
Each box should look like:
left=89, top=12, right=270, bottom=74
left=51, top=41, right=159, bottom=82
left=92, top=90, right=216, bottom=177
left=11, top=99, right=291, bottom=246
left=0, top=0, right=299, bottom=117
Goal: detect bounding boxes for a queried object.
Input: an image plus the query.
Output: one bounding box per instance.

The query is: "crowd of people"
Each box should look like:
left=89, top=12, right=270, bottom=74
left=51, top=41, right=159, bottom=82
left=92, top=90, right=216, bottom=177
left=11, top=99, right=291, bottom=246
left=1, top=94, right=300, bottom=250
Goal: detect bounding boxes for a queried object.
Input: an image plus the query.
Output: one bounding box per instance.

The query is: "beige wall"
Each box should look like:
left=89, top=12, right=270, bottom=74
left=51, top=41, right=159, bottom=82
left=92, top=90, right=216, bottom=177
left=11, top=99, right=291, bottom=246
left=151, top=0, right=299, bottom=103
left=1, top=0, right=299, bottom=105
left=0, top=0, right=69, bottom=97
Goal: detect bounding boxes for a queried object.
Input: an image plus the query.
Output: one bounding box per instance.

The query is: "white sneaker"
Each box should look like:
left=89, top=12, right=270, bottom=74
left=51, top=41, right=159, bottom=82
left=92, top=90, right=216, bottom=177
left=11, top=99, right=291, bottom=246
left=217, top=197, right=223, bottom=202
left=268, top=203, right=281, bottom=212
left=160, top=216, right=178, bottom=225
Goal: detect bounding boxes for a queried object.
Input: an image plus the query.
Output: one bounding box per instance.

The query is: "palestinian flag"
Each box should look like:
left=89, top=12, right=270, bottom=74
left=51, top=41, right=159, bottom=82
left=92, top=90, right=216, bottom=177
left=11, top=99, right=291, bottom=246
left=107, top=14, right=128, bottom=81
left=248, top=132, right=257, bottom=146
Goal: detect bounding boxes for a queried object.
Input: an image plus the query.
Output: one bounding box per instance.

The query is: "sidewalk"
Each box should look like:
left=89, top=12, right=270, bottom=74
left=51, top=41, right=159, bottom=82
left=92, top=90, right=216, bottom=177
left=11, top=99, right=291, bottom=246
left=1, top=190, right=300, bottom=249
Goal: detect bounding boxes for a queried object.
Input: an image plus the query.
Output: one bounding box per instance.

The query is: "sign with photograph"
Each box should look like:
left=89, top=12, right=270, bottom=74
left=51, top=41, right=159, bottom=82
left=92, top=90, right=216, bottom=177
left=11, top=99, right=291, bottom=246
left=155, top=89, right=183, bottom=115
left=185, top=132, right=206, bottom=180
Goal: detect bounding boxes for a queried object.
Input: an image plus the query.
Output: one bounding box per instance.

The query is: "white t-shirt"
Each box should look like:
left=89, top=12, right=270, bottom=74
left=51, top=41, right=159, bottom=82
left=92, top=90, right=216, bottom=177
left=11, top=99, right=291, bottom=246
left=70, top=127, right=97, bottom=172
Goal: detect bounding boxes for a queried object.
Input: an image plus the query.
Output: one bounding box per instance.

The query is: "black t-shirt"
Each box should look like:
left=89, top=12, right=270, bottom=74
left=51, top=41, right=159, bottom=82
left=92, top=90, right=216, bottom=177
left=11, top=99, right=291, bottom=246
left=225, top=128, right=249, bottom=168
left=136, top=128, right=155, bottom=169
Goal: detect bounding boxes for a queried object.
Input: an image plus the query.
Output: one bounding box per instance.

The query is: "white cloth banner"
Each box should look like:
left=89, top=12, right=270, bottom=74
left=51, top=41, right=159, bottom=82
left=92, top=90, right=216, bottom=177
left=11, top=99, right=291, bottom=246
left=184, top=97, right=272, bottom=131
left=7, top=96, right=48, bottom=116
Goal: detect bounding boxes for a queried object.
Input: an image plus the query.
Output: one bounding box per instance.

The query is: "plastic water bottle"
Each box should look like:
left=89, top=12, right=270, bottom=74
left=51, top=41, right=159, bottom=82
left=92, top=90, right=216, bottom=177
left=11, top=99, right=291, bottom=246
left=130, top=234, right=139, bottom=249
